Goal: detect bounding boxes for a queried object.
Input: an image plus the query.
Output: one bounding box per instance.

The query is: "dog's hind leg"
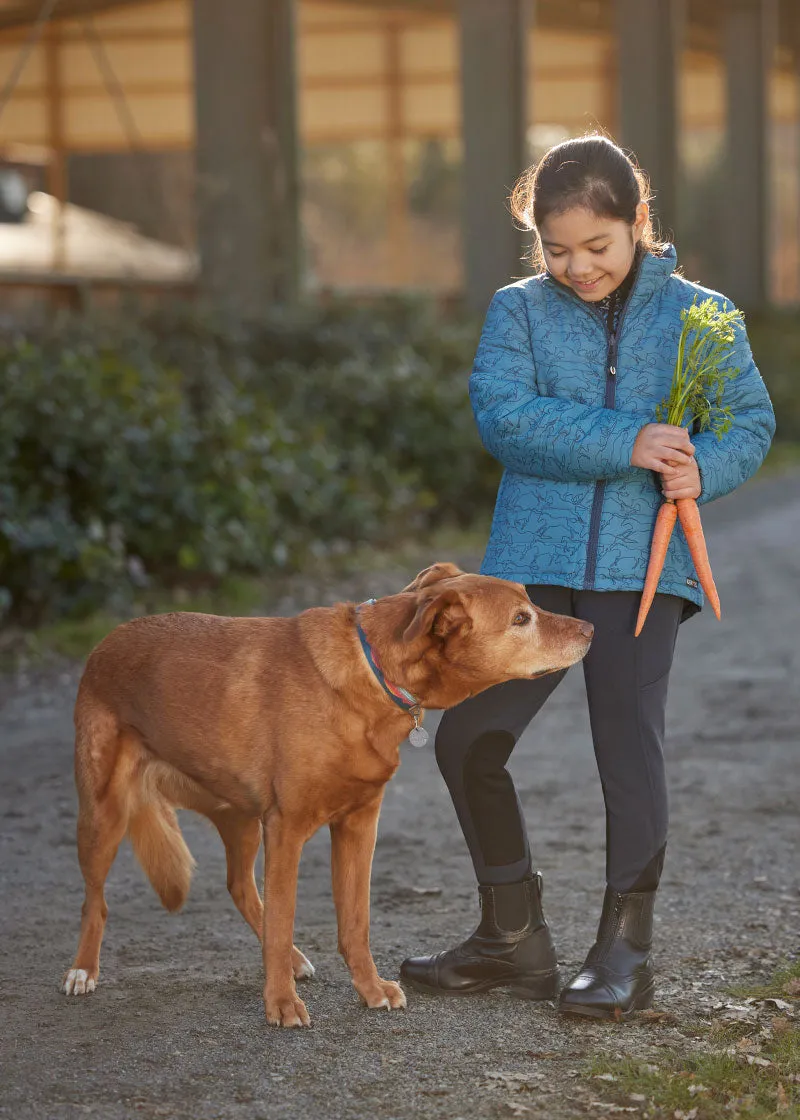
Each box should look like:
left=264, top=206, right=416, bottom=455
left=208, top=808, right=314, bottom=981
left=210, top=809, right=263, bottom=937
left=62, top=703, right=136, bottom=996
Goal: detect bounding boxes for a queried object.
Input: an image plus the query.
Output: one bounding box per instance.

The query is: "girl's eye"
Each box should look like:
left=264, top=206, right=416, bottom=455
left=512, top=612, right=531, bottom=627
left=547, top=250, right=565, bottom=259
left=591, top=246, right=609, bottom=255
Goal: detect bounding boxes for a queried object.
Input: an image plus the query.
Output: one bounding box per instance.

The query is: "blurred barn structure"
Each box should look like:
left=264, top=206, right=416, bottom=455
left=0, top=0, right=798, bottom=312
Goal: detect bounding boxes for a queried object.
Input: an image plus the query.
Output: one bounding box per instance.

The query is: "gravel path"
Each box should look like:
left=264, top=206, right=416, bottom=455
left=1, top=472, right=798, bottom=1120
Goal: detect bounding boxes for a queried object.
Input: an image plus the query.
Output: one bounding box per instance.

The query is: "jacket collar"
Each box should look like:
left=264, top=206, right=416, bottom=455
left=633, top=244, right=678, bottom=304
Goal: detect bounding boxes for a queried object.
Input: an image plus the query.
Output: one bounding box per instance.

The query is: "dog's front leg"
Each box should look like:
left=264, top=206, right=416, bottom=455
left=330, top=796, right=406, bottom=1011
left=261, top=810, right=310, bottom=1028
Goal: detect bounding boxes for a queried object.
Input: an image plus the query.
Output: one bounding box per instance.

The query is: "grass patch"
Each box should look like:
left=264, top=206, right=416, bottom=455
left=585, top=962, right=800, bottom=1117
left=2, top=575, right=269, bottom=665
left=588, top=1030, right=799, bottom=1118
left=729, top=960, right=800, bottom=1002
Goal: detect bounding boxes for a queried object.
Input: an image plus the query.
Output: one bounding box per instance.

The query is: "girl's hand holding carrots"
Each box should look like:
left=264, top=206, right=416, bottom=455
left=630, top=423, right=695, bottom=473
left=634, top=297, right=743, bottom=636
left=660, top=457, right=701, bottom=501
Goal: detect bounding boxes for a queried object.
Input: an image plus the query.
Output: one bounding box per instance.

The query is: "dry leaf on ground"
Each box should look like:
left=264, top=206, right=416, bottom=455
left=719, top=1002, right=759, bottom=1023
left=484, top=1071, right=545, bottom=1091
left=758, top=997, right=794, bottom=1012
left=637, top=1009, right=678, bottom=1024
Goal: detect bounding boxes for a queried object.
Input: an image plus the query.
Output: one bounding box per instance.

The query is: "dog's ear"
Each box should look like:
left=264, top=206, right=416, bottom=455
left=403, top=589, right=471, bottom=644
left=402, top=562, right=465, bottom=594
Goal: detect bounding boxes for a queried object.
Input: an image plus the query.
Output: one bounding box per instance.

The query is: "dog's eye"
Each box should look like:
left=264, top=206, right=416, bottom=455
left=512, top=612, right=532, bottom=627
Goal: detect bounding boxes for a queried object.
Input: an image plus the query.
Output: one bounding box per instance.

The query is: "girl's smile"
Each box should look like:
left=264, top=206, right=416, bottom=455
left=539, top=204, right=649, bottom=302
left=571, top=276, right=604, bottom=294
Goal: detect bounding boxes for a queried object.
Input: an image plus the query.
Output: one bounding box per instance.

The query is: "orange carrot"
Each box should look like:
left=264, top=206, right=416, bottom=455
left=676, top=497, right=721, bottom=620
left=636, top=297, right=741, bottom=636
left=635, top=501, right=678, bottom=637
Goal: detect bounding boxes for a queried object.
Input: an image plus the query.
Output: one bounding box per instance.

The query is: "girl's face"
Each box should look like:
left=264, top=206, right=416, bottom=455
left=538, top=203, right=649, bottom=302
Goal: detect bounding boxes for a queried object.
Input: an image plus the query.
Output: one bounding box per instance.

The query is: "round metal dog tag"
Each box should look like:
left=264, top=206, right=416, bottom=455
left=408, top=725, right=429, bottom=749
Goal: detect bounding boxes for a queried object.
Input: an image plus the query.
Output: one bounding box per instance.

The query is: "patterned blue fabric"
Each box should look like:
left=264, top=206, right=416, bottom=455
left=470, top=246, right=776, bottom=609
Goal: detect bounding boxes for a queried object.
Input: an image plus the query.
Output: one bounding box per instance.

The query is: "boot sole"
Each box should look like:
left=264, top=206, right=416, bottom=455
left=559, top=981, right=655, bottom=1022
left=403, top=969, right=560, bottom=1001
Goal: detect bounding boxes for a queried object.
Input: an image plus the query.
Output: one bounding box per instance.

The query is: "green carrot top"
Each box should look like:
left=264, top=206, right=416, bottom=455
left=655, top=296, right=744, bottom=440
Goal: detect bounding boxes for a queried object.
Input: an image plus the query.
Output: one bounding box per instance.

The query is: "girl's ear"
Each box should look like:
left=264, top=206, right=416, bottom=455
left=633, top=201, right=649, bottom=243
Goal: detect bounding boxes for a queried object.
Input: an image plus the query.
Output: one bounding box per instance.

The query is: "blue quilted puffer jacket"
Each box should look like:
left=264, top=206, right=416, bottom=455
left=470, top=246, right=776, bottom=610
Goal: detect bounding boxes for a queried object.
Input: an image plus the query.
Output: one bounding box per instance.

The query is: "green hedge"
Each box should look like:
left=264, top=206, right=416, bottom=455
left=1, top=298, right=796, bottom=625
left=0, top=298, right=495, bottom=624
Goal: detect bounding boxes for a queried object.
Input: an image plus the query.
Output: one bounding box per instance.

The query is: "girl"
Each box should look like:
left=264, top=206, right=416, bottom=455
left=400, top=135, right=775, bottom=1019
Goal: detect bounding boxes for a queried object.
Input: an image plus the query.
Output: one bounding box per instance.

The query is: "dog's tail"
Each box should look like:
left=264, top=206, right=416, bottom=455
left=127, top=789, right=195, bottom=913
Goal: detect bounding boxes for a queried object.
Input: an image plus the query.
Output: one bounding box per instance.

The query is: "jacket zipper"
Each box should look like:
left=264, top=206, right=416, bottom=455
left=578, top=264, right=642, bottom=589
left=583, top=332, right=618, bottom=588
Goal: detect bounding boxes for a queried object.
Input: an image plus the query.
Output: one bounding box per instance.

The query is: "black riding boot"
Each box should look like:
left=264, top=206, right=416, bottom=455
left=559, top=887, right=656, bottom=1020
left=400, top=873, right=560, bottom=999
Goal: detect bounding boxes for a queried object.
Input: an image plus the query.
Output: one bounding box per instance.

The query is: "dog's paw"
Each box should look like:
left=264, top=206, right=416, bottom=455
left=357, top=978, right=407, bottom=1011
left=62, top=968, right=97, bottom=996
left=264, top=990, right=311, bottom=1029
left=291, top=947, right=315, bottom=981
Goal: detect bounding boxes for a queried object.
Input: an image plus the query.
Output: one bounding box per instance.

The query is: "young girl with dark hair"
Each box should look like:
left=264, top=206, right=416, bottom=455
left=400, top=135, right=775, bottom=1019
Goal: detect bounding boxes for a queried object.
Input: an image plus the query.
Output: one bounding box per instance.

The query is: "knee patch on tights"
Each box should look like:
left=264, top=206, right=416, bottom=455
left=627, top=844, right=666, bottom=893
left=463, top=731, right=527, bottom=868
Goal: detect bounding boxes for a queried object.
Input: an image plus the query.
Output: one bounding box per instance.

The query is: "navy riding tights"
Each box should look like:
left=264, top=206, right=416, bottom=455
left=434, top=587, right=684, bottom=894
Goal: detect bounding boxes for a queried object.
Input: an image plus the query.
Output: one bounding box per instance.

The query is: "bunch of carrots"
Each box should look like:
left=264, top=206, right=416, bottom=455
left=635, top=297, right=743, bottom=637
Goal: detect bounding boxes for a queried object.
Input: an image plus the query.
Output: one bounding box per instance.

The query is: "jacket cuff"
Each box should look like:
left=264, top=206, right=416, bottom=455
left=604, top=414, right=648, bottom=478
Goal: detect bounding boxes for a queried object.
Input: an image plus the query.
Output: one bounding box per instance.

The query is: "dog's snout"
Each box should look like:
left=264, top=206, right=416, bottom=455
left=578, top=621, right=594, bottom=640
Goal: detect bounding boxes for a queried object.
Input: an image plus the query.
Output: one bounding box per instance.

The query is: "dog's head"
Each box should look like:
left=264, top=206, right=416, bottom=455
left=375, top=563, right=593, bottom=710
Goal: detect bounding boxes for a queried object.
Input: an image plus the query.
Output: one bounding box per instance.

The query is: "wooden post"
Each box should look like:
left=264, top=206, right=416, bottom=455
left=385, top=18, right=410, bottom=287
left=602, top=39, right=618, bottom=139
left=44, top=22, right=67, bottom=272
left=458, top=0, right=531, bottom=313
left=793, top=9, right=800, bottom=303
left=615, top=0, right=683, bottom=244
left=192, top=0, right=300, bottom=314
left=722, top=0, right=778, bottom=308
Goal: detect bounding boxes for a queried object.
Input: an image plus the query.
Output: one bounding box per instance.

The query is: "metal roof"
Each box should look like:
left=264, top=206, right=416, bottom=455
left=0, top=0, right=796, bottom=61
left=0, top=0, right=145, bottom=29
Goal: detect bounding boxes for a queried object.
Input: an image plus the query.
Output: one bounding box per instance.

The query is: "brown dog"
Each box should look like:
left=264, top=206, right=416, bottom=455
left=61, top=563, right=592, bottom=1027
